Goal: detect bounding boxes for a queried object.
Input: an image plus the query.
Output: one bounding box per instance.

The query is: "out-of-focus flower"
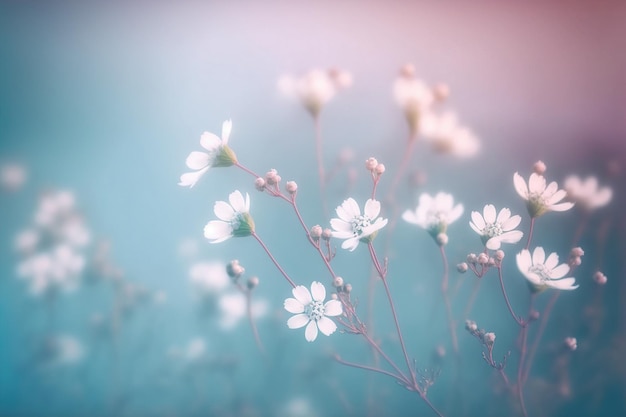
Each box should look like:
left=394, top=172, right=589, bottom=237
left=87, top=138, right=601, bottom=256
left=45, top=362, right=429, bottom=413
left=18, top=245, right=85, bottom=297
left=278, top=68, right=352, bottom=118
left=189, top=261, right=230, bottom=296
left=564, top=337, right=577, bottom=351
left=204, top=190, right=254, bottom=243
left=284, top=281, right=342, bottom=342
left=514, top=172, right=574, bottom=218
left=420, top=112, right=480, bottom=158
left=38, top=335, right=85, bottom=367
left=516, top=247, right=578, bottom=292
left=393, top=64, right=435, bottom=138
left=179, top=120, right=238, bottom=188
left=330, top=198, right=388, bottom=251
left=218, top=292, right=267, bottom=330
left=14, top=229, right=39, bottom=254
left=0, top=163, right=27, bottom=191
left=469, top=204, right=523, bottom=250
left=402, top=192, right=463, bottom=239
left=563, top=175, right=612, bottom=212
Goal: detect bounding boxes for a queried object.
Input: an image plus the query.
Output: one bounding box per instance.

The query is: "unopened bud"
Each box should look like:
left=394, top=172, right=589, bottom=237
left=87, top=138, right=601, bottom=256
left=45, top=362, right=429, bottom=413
left=400, top=63, right=416, bottom=78
left=310, top=225, right=323, bottom=240
left=571, top=247, right=584, bottom=257
left=564, top=337, right=577, bottom=351
left=247, top=276, right=259, bottom=290
left=571, top=256, right=582, bottom=267
left=465, top=320, right=478, bottom=332
left=333, top=276, right=344, bottom=287
left=344, top=283, right=352, bottom=293
left=331, top=293, right=338, bottom=300
left=457, top=262, right=468, bottom=273
left=483, top=332, right=496, bottom=346
left=436, top=233, right=448, bottom=246
left=254, top=177, right=266, bottom=191
left=477, top=253, right=489, bottom=265
left=322, top=228, right=333, bottom=241
left=226, top=260, right=245, bottom=279
left=375, top=163, right=386, bottom=175
left=593, top=271, right=607, bottom=285
left=285, top=181, right=298, bottom=194
left=495, top=250, right=505, bottom=261
left=467, top=253, right=477, bottom=264
left=529, top=310, right=540, bottom=321
left=265, top=169, right=280, bottom=185
left=533, top=160, right=547, bottom=175
left=365, top=157, right=378, bottom=171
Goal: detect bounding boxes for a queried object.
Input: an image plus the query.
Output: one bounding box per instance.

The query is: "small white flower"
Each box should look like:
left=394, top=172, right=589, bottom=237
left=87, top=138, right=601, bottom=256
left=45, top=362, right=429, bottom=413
left=393, top=68, right=434, bottom=137
left=469, top=204, right=524, bottom=250
left=513, top=172, right=574, bottom=217
left=516, top=247, right=578, bottom=292
left=218, top=292, right=268, bottom=330
left=278, top=68, right=351, bottom=117
left=330, top=198, right=388, bottom=251
left=563, top=175, right=612, bottom=212
left=284, top=281, right=342, bottom=342
left=203, top=190, right=255, bottom=243
left=189, top=261, right=230, bottom=295
left=420, top=112, right=480, bottom=158
left=179, top=120, right=238, bottom=188
left=402, top=192, right=463, bottom=238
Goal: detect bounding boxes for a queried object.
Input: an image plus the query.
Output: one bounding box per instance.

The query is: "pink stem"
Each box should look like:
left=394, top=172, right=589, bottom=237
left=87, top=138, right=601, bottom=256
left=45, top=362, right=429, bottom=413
left=497, top=265, right=525, bottom=327
left=251, top=232, right=296, bottom=288
left=439, top=245, right=459, bottom=353
left=524, top=217, right=535, bottom=250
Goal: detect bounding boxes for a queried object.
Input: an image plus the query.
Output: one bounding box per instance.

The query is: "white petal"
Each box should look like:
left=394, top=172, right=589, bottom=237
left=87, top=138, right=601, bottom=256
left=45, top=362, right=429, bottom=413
left=335, top=203, right=352, bottom=222
left=524, top=271, right=542, bottom=285
left=310, top=281, right=326, bottom=302
left=543, top=181, right=558, bottom=199
left=330, top=218, right=353, bottom=233
left=178, top=167, right=209, bottom=188
left=332, top=230, right=355, bottom=239
left=501, top=214, right=521, bottom=231
left=549, top=202, right=574, bottom=212
left=229, top=190, right=246, bottom=213
left=516, top=249, right=532, bottom=272
left=550, top=263, right=570, bottom=279
left=221, top=119, right=232, bottom=144
left=402, top=210, right=419, bottom=225
left=185, top=151, right=211, bottom=170
left=485, top=237, right=502, bottom=250
left=200, top=132, right=221, bottom=151
left=496, top=207, right=511, bottom=224
left=448, top=204, right=464, bottom=224
left=594, top=187, right=612, bottom=208
left=305, top=320, right=318, bottom=342
left=287, top=314, right=310, bottom=329
left=544, top=252, right=559, bottom=270
left=513, top=172, right=528, bottom=199
left=469, top=220, right=482, bottom=235
left=546, top=277, right=578, bottom=290
left=532, top=247, right=546, bottom=265
left=284, top=298, right=304, bottom=314
left=292, top=285, right=312, bottom=305
left=341, top=237, right=360, bottom=252
left=324, top=299, right=342, bottom=317
left=497, top=230, right=523, bottom=245
left=364, top=199, right=381, bottom=219
left=529, top=173, right=546, bottom=193
left=470, top=211, right=485, bottom=230
left=214, top=200, right=235, bottom=221
left=547, top=189, right=567, bottom=205
left=483, top=204, right=496, bottom=223
left=317, top=316, right=337, bottom=336
left=344, top=198, right=361, bottom=218
left=203, top=221, right=233, bottom=243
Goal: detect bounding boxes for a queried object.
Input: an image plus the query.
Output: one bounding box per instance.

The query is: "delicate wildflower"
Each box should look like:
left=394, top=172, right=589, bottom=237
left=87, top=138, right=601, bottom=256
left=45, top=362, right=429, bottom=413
left=393, top=64, right=435, bottom=138
left=402, top=192, right=463, bottom=239
left=330, top=198, right=388, bottom=251
left=204, top=191, right=254, bottom=243
left=513, top=172, right=574, bottom=218
left=420, top=111, right=480, bottom=158
left=516, top=247, right=578, bottom=292
left=469, top=204, right=523, bottom=250
left=563, top=175, right=612, bottom=212
left=179, top=120, right=238, bottom=188
left=284, top=281, right=342, bottom=342
left=189, top=261, right=229, bottom=296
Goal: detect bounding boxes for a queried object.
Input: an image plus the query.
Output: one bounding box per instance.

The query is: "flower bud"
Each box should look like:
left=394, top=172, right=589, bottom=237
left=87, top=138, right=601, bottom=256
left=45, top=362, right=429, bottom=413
left=265, top=169, right=280, bottom=185
left=375, top=163, right=386, bottom=175
left=593, top=271, right=607, bottom=285
left=571, top=247, right=585, bottom=257
left=254, top=177, right=266, bottom=191
left=310, top=225, right=323, bottom=240
left=322, top=228, right=333, bottom=241
left=487, top=257, right=496, bottom=266
left=285, top=181, right=298, bottom=194
left=331, top=293, right=338, bottom=300
left=570, top=256, right=582, bottom=267
left=344, top=283, right=352, bottom=293
left=333, top=276, right=344, bottom=287
left=529, top=309, right=540, bottom=321
left=457, top=262, right=468, bottom=273
left=533, top=160, right=547, bottom=175
left=465, top=320, right=478, bottom=333
left=494, top=250, right=505, bottom=261
left=477, top=253, right=489, bottom=265
left=564, top=337, right=577, bottom=351
left=436, top=233, right=448, bottom=246
left=247, top=276, right=259, bottom=290
left=483, top=332, right=496, bottom=346
left=467, top=253, right=477, bottom=264
left=399, top=63, right=416, bottom=78
left=365, top=157, right=378, bottom=171
left=226, top=260, right=245, bottom=280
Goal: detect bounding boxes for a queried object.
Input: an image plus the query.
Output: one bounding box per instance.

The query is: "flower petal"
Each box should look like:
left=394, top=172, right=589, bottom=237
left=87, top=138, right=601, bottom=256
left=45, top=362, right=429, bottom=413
left=292, top=285, right=312, bottom=305
left=229, top=190, right=247, bottom=213
left=287, top=314, right=310, bottom=329
left=496, top=207, right=511, bottom=224
left=185, top=151, right=211, bottom=170
left=402, top=210, right=419, bottom=225
left=317, top=316, right=337, bottom=336
left=544, top=252, right=559, bottom=270
left=330, top=218, right=353, bottom=233
left=550, top=263, right=570, bottom=279
left=203, top=221, right=233, bottom=243
left=344, top=198, right=361, bottom=218
left=532, top=247, right=546, bottom=265
left=529, top=173, right=546, bottom=194
left=549, top=202, right=575, bottom=212
left=200, top=132, right=221, bottom=151
left=178, top=167, right=209, bottom=188
left=501, top=214, right=522, bottom=231
left=485, top=237, right=502, bottom=250
left=310, top=281, right=326, bottom=302
left=341, top=237, right=360, bottom=252
left=305, top=320, right=318, bottom=342
left=448, top=203, right=464, bottom=224
left=324, top=299, right=342, bottom=317
left=497, top=230, right=523, bottom=245
left=284, top=298, right=304, bottom=314
left=546, top=277, right=578, bottom=291
left=214, top=200, right=235, bottom=221
left=221, top=119, right=232, bottom=144
left=547, top=189, right=567, bottom=205
left=364, top=199, right=381, bottom=219
left=470, top=211, right=485, bottom=230
left=516, top=249, right=532, bottom=272
left=483, top=204, right=496, bottom=223
left=513, top=172, right=528, bottom=198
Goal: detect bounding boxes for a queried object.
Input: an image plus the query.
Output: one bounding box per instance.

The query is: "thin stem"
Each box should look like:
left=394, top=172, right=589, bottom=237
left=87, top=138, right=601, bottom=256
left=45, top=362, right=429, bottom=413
left=251, top=232, right=296, bottom=288
left=386, top=137, right=416, bottom=201
left=439, top=245, right=458, bottom=353
left=524, top=217, right=535, bottom=250
left=497, top=265, right=525, bottom=327
left=242, top=287, right=265, bottom=355
left=235, top=162, right=261, bottom=179
left=334, top=355, right=408, bottom=385
left=361, top=328, right=411, bottom=385
left=517, top=324, right=529, bottom=417
left=522, top=290, right=559, bottom=384
left=463, top=279, right=482, bottom=319
left=419, top=393, right=446, bottom=417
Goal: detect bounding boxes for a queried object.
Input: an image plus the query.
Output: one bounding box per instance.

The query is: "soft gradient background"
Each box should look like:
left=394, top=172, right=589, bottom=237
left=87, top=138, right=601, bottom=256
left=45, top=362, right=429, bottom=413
left=1, top=1, right=625, bottom=416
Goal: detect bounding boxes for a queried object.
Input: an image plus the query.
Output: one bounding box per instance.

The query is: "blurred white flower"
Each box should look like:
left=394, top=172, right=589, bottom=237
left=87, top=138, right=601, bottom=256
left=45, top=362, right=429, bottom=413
left=278, top=68, right=351, bottom=117
left=39, top=335, right=85, bottom=367
left=420, top=112, right=480, bottom=158
left=393, top=64, right=435, bottom=137
left=516, top=247, right=578, bottom=292
left=284, top=281, right=342, bottom=342
left=563, top=175, right=612, bottom=212
left=179, top=120, right=238, bottom=188
left=204, top=190, right=255, bottom=243
left=279, top=397, right=319, bottom=417
left=189, top=261, right=230, bottom=296
left=330, top=198, right=388, bottom=251
left=0, top=163, right=27, bottom=191
left=514, top=172, right=574, bottom=218
left=469, top=204, right=523, bottom=250
left=218, top=292, right=268, bottom=330
left=18, top=245, right=84, bottom=297
left=14, top=229, right=39, bottom=254
left=403, top=192, right=464, bottom=238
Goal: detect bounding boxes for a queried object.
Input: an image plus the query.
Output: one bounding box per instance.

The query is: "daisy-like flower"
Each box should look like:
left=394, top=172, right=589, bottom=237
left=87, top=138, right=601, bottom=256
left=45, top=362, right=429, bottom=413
left=513, top=172, right=574, bottom=218
left=469, top=204, right=523, bottom=250
left=284, top=281, right=342, bottom=342
left=563, top=175, right=612, bottom=212
left=393, top=64, right=435, bottom=138
left=179, top=120, right=238, bottom=188
left=516, top=247, right=578, bottom=293
left=330, top=198, right=388, bottom=251
left=402, top=192, right=463, bottom=239
left=420, top=111, right=480, bottom=158
left=203, top=190, right=255, bottom=243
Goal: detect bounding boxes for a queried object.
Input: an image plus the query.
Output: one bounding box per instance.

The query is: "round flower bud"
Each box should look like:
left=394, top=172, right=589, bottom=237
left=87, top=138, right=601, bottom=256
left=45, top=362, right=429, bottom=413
left=483, top=332, right=496, bottom=346
left=487, top=257, right=496, bottom=267
left=254, top=177, right=266, bottom=191
left=265, top=169, right=280, bottom=185
left=457, top=262, right=468, bottom=273
left=285, top=181, right=298, bottom=194
left=322, top=228, right=333, bottom=241
left=331, top=293, right=338, bottom=300
left=344, top=283, right=352, bottom=293
left=593, top=271, right=607, bottom=285
left=477, top=253, right=489, bottom=265
left=365, top=157, right=378, bottom=171
left=494, top=250, right=505, bottom=261
left=226, top=260, right=245, bottom=279
left=375, top=163, right=386, bottom=175
left=571, top=247, right=585, bottom=257
left=465, top=320, right=478, bottom=333
left=570, top=256, right=582, bottom=267
left=529, top=310, right=540, bottom=321
left=310, top=225, right=323, bottom=240
left=333, top=276, right=344, bottom=287
left=533, top=160, right=547, bottom=175
left=564, top=337, right=577, bottom=351
left=436, top=233, right=448, bottom=246
left=467, top=253, right=478, bottom=264
left=247, top=276, right=259, bottom=290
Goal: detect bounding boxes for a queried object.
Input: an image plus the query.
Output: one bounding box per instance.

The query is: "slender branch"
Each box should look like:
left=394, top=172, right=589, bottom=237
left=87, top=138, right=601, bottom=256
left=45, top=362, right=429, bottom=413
left=235, top=162, right=261, bottom=179
left=251, top=232, right=296, bottom=288
left=497, top=264, right=525, bottom=327
left=334, top=355, right=407, bottom=385
left=524, top=217, right=535, bottom=250
left=439, top=245, right=459, bottom=353
left=522, top=290, right=559, bottom=384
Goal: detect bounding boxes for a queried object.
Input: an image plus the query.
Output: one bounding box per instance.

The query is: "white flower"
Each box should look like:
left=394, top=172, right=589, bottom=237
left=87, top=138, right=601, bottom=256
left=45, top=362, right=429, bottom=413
left=563, top=175, right=612, bottom=212
left=179, top=120, right=238, bottom=188
left=204, top=190, right=255, bottom=243
left=514, top=172, right=574, bottom=217
left=402, top=192, right=464, bottom=239
left=189, top=261, right=230, bottom=295
left=284, top=281, right=342, bottom=342
left=516, top=247, right=578, bottom=292
left=421, top=111, right=480, bottom=158
left=330, top=198, right=388, bottom=251
left=393, top=67, right=435, bottom=137
left=218, top=292, right=267, bottom=330
left=278, top=68, right=351, bottom=117
left=469, top=204, right=523, bottom=250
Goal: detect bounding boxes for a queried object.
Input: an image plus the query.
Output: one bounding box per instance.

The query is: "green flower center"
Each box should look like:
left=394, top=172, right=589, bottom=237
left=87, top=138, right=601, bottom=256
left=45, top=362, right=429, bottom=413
left=305, top=300, right=325, bottom=321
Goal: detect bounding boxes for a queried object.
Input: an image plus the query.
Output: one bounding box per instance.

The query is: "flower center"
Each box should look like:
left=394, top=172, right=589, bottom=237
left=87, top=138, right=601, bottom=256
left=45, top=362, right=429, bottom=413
left=529, top=264, right=550, bottom=282
left=351, top=215, right=372, bottom=236
left=482, top=222, right=503, bottom=238
left=305, top=300, right=325, bottom=321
